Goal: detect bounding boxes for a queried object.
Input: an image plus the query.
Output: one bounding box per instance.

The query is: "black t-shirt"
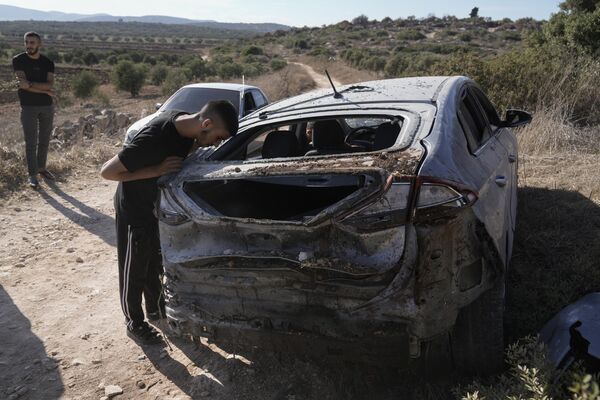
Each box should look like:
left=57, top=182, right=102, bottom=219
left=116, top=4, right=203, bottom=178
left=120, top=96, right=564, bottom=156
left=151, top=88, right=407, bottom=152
left=12, top=52, right=55, bottom=106
left=114, top=111, right=194, bottom=226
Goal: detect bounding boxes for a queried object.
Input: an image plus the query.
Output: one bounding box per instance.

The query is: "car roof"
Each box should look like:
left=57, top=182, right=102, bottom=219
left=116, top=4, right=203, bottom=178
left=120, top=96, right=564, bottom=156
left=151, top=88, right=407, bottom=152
left=181, top=82, right=262, bottom=92
left=249, top=76, right=463, bottom=120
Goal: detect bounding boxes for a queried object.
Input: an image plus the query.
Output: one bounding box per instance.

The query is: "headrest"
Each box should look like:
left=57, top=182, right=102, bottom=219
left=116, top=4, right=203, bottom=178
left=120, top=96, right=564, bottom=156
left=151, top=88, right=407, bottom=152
left=261, top=130, right=300, bottom=159
left=312, top=120, right=346, bottom=149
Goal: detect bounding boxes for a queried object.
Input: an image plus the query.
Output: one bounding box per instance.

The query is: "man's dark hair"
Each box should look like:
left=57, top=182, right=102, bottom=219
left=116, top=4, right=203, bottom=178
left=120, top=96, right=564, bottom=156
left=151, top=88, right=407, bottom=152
left=24, top=31, right=42, bottom=41
left=200, top=100, right=239, bottom=136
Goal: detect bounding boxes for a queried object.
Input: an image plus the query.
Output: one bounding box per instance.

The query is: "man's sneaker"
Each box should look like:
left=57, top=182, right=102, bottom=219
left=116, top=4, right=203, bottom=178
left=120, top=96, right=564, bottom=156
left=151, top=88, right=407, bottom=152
left=28, top=176, right=39, bottom=189
left=39, top=170, right=55, bottom=180
left=126, top=322, right=163, bottom=345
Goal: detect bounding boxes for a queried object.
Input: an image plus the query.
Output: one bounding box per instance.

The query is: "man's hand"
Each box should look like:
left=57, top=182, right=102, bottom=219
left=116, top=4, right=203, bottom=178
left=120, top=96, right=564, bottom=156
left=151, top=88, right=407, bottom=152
left=153, top=156, right=183, bottom=176
left=18, top=80, right=30, bottom=90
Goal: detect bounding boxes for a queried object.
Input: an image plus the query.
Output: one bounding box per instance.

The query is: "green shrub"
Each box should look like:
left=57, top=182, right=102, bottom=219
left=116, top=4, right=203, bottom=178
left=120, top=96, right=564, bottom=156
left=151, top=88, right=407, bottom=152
left=112, top=60, right=147, bottom=97
left=106, top=55, right=118, bottom=65
left=396, top=29, right=426, bottom=41
left=45, top=49, right=61, bottom=63
left=459, top=32, right=473, bottom=42
left=72, top=71, right=99, bottom=98
left=216, top=62, right=244, bottom=79
left=352, top=14, right=369, bottom=27
left=185, top=58, right=208, bottom=80
left=308, top=47, right=334, bottom=57
left=242, top=45, right=264, bottom=56
left=293, top=39, right=310, bottom=50
left=83, top=51, right=99, bottom=65
left=162, top=68, right=188, bottom=96
left=458, top=336, right=600, bottom=400
left=270, top=58, right=287, bottom=71
left=150, top=64, right=168, bottom=86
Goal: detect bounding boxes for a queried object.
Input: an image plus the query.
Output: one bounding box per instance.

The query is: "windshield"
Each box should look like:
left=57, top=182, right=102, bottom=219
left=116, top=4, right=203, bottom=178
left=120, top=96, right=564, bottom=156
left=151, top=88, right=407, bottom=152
left=344, top=117, right=390, bottom=129
left=160, top=88, right=241, bottom=114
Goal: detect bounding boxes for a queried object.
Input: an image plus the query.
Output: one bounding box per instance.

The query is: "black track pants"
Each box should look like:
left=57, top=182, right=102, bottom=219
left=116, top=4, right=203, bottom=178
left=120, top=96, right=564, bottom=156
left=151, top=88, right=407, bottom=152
left=115, top=214, right=165, bottom=328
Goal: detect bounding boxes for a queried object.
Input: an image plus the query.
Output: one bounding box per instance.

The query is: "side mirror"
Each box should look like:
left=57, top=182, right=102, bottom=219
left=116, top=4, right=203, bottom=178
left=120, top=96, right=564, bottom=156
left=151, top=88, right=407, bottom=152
left=155, top=103, right=163, bottom=111
left=501, top=109, right=532, bottom=128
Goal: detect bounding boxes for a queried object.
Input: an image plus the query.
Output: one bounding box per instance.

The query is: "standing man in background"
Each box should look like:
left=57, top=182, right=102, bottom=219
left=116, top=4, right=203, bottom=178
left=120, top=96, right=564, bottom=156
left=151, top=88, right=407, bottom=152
left=13, top=31, right=55, bottom=189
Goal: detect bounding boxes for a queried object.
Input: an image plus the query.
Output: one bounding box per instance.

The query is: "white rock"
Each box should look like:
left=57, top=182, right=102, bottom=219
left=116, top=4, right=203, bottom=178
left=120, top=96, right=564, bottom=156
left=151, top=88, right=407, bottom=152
left=104, top=385, right=123, bottom=398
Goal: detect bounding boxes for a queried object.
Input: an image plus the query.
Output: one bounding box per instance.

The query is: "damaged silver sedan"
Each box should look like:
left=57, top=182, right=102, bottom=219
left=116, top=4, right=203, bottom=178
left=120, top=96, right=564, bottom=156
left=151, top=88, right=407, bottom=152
left=157, top=76, right=531, bottom=372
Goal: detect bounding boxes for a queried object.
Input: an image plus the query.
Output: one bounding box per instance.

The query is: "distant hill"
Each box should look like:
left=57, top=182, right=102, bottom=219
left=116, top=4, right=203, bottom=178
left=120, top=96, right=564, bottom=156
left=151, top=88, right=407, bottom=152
left=0, top=4, right=88, bottom=21
left=0, top=4, right=290, bottom=32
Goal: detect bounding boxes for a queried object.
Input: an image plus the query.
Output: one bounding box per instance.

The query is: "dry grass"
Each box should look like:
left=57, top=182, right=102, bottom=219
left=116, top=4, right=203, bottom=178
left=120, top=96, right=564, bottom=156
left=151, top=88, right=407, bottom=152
left=245, top=63, right=317, bottom=101
left=517, top=108, right=600, bottom=155
left=292, top=55, right=379, bottom=85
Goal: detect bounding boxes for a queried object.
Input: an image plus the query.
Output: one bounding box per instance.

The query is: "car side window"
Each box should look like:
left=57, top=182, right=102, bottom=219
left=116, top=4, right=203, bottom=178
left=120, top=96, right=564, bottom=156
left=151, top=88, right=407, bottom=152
left=252, top=90, right=267, bottom=109
left=245, top=130, right=270, bottom=159
left=243, top=92, right=257, bottom=116
left=458, top=88, right=492, bottom=153
left=470, top=87, right=500, bottom=132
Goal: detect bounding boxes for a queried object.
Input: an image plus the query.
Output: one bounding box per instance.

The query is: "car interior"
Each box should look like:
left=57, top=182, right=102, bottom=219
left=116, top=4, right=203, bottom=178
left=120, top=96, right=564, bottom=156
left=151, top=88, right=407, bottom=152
left=215, top=116, right=404, bottom=161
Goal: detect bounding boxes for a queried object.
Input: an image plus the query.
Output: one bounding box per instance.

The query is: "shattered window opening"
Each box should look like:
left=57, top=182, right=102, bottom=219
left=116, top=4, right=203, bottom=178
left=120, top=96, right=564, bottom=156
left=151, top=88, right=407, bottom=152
left=232, top=115, right=404, bottom=161
left=183, top=175, right=367, bottom=221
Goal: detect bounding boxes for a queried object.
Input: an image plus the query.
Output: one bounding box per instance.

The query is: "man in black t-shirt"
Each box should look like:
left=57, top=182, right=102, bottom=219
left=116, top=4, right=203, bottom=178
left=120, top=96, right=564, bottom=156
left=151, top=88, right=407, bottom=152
left=101, top=100, right=238, bottom=345
left=12, top=31, right=55, bottom=189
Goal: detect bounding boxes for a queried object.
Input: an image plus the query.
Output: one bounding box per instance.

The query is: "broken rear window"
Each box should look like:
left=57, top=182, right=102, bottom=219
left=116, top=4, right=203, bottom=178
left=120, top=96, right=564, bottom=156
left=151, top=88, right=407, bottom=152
left=230, top=116, right=403, bottom=161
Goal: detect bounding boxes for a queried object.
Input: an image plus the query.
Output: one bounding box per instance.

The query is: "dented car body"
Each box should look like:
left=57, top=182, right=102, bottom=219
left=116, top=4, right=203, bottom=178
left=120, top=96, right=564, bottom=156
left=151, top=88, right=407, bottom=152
left=157, top=76, right=531, bottom=370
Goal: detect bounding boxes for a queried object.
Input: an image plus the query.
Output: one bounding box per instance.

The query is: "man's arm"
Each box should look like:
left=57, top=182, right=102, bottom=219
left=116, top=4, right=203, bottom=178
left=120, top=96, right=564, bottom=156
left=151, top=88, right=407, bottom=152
left=15, top=70, right=54, bottom=95
left=30, top=72, right=54, bottom=91
left=100, top=155, right=182, bottom=182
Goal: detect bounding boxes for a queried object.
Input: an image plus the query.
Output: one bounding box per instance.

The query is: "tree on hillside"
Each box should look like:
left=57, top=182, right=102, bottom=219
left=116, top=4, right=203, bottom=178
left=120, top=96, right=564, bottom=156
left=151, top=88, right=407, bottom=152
left=112, top=60, right=146, bottom=97
left=543, top=0, right=600, bottom=55
left=559, top=0, right=600, bottom=13
left=72, top=71, right=99, bottom=98
left=470, top=7, right=480, bottom=18
left=352, top=14, right=369, bottom=27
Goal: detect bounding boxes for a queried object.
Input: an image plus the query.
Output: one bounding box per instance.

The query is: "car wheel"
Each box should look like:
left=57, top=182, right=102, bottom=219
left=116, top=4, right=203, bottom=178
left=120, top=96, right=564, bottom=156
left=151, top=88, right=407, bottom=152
left=450, top=277, right=505, bottom=375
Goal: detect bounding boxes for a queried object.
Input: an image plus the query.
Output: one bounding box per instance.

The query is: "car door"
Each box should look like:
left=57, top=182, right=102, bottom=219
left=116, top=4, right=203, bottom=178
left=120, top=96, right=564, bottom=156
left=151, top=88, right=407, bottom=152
left=471, top=87, right=518, bottom=238
left=458, top=86, right=512, bottom=266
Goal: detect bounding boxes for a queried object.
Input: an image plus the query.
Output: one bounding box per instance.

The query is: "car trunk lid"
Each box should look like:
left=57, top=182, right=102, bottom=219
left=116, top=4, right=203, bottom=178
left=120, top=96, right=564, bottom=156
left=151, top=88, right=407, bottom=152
left=160, top=148, right=423, bottom=275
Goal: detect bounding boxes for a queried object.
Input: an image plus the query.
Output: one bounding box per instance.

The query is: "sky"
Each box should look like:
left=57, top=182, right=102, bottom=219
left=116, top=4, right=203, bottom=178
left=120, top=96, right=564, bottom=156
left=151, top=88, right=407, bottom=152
left=0, top=0, right=563, bottom=26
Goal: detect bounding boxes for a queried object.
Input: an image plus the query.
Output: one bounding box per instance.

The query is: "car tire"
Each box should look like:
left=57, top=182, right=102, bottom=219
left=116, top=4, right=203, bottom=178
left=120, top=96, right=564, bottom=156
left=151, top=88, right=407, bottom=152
left=450, top=277, right=505, bottom=375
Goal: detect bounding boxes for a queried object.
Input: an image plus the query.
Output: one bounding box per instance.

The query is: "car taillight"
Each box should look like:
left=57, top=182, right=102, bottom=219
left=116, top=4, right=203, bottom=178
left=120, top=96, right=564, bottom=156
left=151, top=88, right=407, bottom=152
left=157, top=190, right=190, bottom=225
left=414, top=179, right=477, bottom=219
left=341, top=181, right=411, bottom=229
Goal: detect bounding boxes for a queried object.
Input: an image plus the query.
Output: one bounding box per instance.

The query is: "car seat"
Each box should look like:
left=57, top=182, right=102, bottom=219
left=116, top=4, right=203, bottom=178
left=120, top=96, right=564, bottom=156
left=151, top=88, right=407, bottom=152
left=304, top=120, right=350, bottom=156
left=261, top=130, right=302, bottom=159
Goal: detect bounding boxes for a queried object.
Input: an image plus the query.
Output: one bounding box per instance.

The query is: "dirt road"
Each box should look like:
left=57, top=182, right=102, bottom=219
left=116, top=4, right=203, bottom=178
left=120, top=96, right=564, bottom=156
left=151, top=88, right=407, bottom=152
left=0, top=170, right=431, bottom=399
left=288, top=62, right=342, bottom=89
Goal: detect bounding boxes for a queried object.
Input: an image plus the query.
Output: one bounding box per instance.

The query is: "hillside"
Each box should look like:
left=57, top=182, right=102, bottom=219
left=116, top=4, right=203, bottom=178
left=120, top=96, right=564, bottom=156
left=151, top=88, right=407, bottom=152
left=0, top=4, right=290, bottom=32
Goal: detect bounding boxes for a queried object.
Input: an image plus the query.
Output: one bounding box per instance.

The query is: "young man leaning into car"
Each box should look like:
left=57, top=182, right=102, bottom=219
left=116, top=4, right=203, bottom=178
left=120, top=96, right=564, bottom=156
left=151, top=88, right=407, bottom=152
left=100, top=100, right=238, bottom=345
